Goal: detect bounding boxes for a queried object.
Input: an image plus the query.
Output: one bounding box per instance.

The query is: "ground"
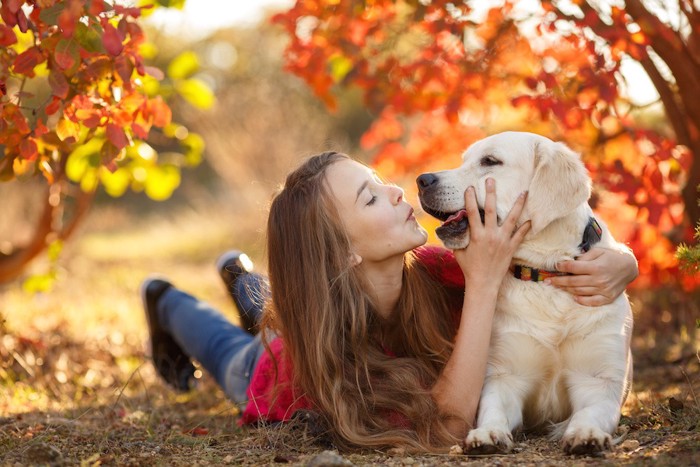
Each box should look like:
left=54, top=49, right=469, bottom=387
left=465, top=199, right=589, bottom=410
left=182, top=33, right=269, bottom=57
left=1, top=202, right=699, bottom=466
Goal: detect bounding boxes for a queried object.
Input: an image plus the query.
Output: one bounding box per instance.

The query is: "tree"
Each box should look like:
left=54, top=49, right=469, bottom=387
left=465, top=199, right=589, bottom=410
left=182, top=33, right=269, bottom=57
left=0, top=0, right=208, bottom=285
left=272, top=0, right=700, bottom=289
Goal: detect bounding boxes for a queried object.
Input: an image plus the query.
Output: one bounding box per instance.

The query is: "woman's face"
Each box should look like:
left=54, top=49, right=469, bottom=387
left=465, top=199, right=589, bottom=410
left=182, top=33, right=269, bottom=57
left=325, top=159, right=428, bottom=263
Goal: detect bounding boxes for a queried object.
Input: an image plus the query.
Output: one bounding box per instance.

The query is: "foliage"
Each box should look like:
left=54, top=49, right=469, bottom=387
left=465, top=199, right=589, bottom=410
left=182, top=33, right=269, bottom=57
left=0, top=0, right=211, bottom=283
left=676, top=224, right=700, bottom=273
left=272, top=0, right=700, bottom=290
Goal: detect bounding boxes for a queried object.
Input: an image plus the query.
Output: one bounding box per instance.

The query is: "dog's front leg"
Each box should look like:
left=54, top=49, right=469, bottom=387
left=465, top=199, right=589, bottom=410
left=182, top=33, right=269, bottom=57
left=560, top=332, right=631, bottom=455
left=464, top=372, right=527, bottom=454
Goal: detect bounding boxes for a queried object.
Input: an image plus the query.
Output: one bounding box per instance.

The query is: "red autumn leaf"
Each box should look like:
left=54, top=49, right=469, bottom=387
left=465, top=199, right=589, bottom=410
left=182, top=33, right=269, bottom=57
left=102, top=21, right=124, bottom=56
left=45, top=97, right=62, bottom=116
left=114, top=4, right=142, bottom=18
left=0, top=23, right=17, bottom=46
left=49, top=71, right=70, bottom=99
left=88, top=0, right=106, bottom=17
left=13, top=47, right=44, bottom=76
left=185, top=427, right=209, bottom=436
left=19, top=138, right=38, bottom=160
left=106, top=123, right=128, bottom=150
left=114, top=55, right=134, bottom=85
left=34, top=120, right=49, bottom=138
left=131, top=122, right=149, bottom=139
left=100, top=139, right=120, bottom=162
left=58, top=7, right=77, bottom=38
left=16, top=7, right=28, bottom=33
left=55, top=39, right=79, bottom=71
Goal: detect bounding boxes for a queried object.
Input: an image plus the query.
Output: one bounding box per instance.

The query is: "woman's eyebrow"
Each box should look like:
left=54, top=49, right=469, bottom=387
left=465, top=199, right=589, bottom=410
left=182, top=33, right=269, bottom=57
left=355, top=180, right=369, bottom=203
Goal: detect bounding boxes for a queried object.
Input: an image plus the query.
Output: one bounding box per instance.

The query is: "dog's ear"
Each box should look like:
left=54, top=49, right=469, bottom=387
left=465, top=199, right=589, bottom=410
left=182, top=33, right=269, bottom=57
left=526, top=140, right=591, bottom=235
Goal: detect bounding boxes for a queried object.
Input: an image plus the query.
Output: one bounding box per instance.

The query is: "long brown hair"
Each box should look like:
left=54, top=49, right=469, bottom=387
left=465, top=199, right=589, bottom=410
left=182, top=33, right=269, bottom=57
left=262, top=152, right=461, bottom=451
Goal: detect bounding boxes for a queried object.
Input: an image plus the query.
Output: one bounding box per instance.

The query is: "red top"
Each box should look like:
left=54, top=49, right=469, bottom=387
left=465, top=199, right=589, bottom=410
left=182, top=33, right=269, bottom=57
left=240, top=244, right=464, bottom=425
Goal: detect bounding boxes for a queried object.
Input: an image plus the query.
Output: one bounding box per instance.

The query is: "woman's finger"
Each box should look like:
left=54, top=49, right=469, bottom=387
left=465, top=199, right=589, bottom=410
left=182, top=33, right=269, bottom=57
left=483, top=178, right=497, bottom=228
left=464, top=186, right=484, bottom=235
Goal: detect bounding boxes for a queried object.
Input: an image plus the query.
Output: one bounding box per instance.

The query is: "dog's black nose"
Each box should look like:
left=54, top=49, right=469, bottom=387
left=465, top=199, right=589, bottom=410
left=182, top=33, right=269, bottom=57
left=416, top=173, right=438, bottom=192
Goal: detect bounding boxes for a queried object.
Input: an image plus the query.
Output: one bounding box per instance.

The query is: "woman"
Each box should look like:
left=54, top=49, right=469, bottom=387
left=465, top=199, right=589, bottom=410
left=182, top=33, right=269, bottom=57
left=142, top=151, right=637, bottom=451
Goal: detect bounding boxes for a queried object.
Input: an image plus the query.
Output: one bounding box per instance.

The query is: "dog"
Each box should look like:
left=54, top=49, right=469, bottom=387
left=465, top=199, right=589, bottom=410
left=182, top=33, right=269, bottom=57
left=416, top=131, right=633, bottom=455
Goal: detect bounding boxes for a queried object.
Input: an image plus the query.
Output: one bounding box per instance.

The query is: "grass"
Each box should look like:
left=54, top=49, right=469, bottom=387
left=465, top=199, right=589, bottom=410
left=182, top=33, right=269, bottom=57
left=1, top=198, right=699, bottom=466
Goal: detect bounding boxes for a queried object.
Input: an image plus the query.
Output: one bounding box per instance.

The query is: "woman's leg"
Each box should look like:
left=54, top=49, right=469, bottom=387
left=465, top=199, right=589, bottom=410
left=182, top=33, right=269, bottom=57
left=157, top=286, right=265, bottom=404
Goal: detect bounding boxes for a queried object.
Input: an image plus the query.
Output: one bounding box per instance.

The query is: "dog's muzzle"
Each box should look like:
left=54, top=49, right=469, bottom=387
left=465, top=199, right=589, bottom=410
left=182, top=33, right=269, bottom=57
left=416, top=172, right=484, bottom=240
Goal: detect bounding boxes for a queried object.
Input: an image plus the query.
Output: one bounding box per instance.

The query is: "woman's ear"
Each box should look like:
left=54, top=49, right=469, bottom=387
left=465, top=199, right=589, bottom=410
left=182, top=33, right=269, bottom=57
left=350, top=253, right=363, bottom=266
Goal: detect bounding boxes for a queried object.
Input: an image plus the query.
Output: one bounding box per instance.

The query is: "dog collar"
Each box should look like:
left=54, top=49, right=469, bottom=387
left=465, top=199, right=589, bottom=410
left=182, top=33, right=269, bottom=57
left=578, top=217, right=603, bottom=253
left=511, top=217, right=603, bottom=282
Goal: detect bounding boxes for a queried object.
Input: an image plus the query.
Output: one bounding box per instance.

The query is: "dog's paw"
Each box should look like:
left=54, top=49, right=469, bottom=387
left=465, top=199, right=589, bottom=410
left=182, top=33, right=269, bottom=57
left=562, top=426, right=612, bottom=456
left=464, top=427, right=513, bottom=455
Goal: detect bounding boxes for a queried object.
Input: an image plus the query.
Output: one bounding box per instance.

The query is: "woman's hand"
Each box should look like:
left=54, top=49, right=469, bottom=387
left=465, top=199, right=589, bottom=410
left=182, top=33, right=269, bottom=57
left=453, top=178, right=531, bottom=286
left=546, top=247, right=638, bottom=306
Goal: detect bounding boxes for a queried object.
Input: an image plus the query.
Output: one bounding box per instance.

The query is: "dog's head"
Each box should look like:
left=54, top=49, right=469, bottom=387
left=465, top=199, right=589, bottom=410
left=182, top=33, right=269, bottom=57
left=417, top=131, right=591, bottom=249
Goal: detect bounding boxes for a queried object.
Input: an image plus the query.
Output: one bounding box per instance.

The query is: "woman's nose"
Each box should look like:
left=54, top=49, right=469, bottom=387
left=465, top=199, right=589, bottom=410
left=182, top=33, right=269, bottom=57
left=390, top=185, right=404, bottom=204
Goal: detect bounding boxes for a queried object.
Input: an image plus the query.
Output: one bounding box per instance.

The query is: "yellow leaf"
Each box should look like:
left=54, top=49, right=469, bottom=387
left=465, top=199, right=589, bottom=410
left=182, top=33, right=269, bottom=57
left=168, top=50, right=199, bottom=80
left=329, top=54, right=353, bottom=83
left=144, top=165, right=181, bottom=200
left=175, top=78, right=214, bottom=109
left=182, top=132, right=205, bottom=166
left=56, top=118, right=80, bottom=141
left=100, top=167, right=131, bottom=197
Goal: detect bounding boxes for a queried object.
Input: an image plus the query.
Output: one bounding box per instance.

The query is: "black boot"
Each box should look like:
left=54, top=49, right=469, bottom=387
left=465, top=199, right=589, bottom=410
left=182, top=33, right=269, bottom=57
left=216, top=250, right=263, bottom=335
left=141, top=278, right=196, bottom=391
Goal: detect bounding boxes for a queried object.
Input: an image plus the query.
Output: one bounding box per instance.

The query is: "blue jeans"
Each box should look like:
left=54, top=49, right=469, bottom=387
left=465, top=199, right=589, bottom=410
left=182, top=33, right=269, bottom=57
left=157, top=286, right=266, bottom=404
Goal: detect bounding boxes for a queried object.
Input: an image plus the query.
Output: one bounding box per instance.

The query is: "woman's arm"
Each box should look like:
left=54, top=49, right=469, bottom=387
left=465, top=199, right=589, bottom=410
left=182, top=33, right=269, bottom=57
left=431, top=179, right=530, bottom=437
left=546, top=247, right=638, bottom=307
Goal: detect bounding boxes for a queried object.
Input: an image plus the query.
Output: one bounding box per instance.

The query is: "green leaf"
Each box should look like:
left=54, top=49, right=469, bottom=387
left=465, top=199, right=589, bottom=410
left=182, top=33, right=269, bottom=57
left=175, top=78, right=214, bottom=109
left=38, top=3, right=65, bottom=25
left=144, top=164, right=180, bottom=200
left=75, top=22, right=104, bottom=54
left=167, top=51, right=199, bottom=80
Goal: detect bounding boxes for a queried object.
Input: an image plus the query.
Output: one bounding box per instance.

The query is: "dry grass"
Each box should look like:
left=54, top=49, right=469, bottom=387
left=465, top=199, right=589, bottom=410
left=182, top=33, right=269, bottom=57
left=1, top=199, right=699, bottom=466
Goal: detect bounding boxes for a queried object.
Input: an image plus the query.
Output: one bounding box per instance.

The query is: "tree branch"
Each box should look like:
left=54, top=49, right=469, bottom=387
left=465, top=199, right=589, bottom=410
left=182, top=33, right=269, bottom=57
left=638, top=54, right=691, bottom=146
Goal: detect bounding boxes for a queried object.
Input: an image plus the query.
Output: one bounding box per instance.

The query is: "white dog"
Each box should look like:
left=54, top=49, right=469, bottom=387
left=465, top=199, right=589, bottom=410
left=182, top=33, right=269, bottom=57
left=417, top=131, right=633, bottom=455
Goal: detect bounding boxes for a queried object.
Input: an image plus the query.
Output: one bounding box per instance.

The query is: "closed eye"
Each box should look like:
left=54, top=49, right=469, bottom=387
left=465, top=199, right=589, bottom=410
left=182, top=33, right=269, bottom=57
left=480, top=155, right=502, bottom=167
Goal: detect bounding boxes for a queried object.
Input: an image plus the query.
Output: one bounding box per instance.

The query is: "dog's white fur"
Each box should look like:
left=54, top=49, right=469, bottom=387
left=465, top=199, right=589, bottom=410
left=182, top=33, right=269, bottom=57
left=418, top=131, right=633, bottom=454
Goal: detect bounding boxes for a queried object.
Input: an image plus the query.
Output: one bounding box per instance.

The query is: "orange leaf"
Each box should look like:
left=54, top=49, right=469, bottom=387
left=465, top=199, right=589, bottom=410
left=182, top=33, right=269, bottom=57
left=148, top=96, right=172, bottom=128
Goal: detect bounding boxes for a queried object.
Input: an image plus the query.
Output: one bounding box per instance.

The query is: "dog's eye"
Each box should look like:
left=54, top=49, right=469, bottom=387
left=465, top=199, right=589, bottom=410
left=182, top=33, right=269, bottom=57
left=480, top=155, right=502, bottom=167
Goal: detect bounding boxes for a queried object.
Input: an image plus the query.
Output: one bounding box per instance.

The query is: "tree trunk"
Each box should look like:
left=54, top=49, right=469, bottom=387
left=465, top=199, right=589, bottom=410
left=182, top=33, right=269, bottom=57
left=0, top=181, right=94, bottom=284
